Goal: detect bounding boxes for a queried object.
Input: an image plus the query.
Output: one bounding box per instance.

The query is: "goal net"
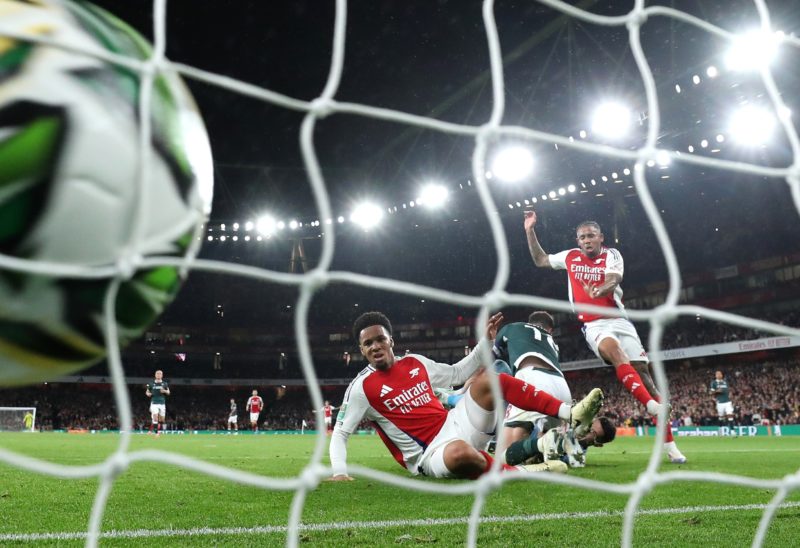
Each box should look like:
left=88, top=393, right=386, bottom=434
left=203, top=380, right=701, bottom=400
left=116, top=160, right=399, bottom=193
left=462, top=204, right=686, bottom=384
left=1, top=0, right=799, bottom=547
left=0, top=407, right=36, bottom=432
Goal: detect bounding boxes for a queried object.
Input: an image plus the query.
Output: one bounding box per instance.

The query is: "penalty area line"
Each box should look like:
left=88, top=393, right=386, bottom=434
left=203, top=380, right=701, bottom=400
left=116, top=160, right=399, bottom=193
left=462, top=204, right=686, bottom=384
left=3, top=501, right=800, bottom=542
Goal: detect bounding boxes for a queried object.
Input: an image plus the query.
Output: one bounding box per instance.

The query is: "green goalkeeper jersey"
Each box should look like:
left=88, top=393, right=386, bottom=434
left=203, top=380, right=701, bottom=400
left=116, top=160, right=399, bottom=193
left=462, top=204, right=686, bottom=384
left=709, top=379, right=730, bottom=403
left=147, top=380, right=169, bottom=405
left=493, top=322, right=562, bottom=375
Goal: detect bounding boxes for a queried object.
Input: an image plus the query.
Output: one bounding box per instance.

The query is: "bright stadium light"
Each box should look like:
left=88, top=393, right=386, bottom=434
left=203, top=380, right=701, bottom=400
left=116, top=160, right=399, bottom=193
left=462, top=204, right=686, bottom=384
left=725, top=30, right=780, bottom=72
left=418, top=183, right=450, bottom=208
left=256, top=214, right=277, bottom=236
left=590, top=101, right=632, bottom=140
left=289, top=220, right=299, bottom=230
left=729, top=105, right=776, bottom=146
left=489, top=144, right=535, bottom=183
left=350, top=202, right=384, bottom=230
left=244, top=221, right=254, bottom=231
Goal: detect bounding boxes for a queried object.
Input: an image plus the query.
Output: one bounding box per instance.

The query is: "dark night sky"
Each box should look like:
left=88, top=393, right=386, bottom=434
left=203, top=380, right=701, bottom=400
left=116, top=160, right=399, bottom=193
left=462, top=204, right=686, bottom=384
left=86, top=0, right=800, bottom=328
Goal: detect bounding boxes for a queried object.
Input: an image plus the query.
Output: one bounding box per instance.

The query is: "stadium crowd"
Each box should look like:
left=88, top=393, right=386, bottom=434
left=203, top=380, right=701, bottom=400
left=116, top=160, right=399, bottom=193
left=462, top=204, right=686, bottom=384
left=1, top=357, right=798, bottom=431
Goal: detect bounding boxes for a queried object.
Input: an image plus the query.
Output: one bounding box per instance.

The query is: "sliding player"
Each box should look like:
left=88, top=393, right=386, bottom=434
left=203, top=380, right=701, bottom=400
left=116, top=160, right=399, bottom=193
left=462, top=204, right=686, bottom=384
left=328, top=311, right=604, bottom=480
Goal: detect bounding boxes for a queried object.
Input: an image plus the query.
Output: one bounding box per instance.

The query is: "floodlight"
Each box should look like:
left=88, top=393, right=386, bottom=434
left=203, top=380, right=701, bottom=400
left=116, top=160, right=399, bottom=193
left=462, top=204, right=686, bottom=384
left=418, top=183, right=450, bottom=208
left=725, top=30, right=780, bottom=72
left=350, top=202, right=384, bottom=230
left=656, top=150, right=671, bottom=166
left=256, top=214, right=277, bottom=236
left=244, top=221, right=254, bottom=231
left=489, top=144, right=535, bottom=183
left=289, top=220, right=299, bottom=230
left=590, top=101, right=632, bottom=140
left=729, top=105, right=776, bottom=146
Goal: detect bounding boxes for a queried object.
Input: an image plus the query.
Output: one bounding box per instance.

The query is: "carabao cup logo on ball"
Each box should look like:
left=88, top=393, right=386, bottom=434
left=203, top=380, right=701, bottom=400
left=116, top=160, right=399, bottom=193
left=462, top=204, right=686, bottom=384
left=0, top=0, right=213, bottom=385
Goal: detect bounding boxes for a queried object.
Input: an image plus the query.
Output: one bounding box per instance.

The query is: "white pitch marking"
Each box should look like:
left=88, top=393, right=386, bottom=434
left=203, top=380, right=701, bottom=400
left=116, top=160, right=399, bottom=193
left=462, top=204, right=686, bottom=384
left=2, top=501, right=799, bottom=542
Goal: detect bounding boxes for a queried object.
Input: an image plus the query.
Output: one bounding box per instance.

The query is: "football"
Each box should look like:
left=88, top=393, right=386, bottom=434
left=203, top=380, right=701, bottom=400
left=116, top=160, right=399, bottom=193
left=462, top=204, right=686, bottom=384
left=0, top=0, right=213, bottom=385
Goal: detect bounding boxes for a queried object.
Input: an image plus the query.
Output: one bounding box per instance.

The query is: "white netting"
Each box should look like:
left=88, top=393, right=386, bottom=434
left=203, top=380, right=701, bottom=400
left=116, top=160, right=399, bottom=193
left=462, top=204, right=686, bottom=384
left=1, top=0, right=800, bottom=546
left=0, top=407, right=36, bottom=432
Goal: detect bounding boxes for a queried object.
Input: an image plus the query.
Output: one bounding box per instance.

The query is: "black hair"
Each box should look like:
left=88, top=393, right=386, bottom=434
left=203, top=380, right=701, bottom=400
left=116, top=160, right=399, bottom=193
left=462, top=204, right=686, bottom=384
left=576, top=220, right=602, bottom=234
left=528, top=310, right=555, bottom=331
left=352, top=311, right=393, bottom=344
left=597, top=416, right=616, bottom=443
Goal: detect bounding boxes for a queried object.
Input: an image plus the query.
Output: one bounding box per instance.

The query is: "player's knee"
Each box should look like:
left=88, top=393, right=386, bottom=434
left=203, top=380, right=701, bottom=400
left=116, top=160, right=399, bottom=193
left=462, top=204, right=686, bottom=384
left=443, top=442, right=483, bottom=473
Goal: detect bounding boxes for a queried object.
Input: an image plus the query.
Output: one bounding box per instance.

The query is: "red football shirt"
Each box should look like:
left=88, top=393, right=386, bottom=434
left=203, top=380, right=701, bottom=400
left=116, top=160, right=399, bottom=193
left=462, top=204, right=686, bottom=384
left=549, top=247, right=625, bottom=323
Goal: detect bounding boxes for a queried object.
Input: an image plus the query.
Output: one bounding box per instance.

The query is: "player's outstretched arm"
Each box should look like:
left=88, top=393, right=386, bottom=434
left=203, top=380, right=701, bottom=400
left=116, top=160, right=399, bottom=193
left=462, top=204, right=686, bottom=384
left=523, top=211, right=552, bottom=268
left=328, top=425, right=354, bottom=481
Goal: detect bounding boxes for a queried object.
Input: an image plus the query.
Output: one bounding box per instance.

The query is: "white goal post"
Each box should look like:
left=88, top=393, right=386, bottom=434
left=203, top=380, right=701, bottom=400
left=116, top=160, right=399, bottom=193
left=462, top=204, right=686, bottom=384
left=0, top=407, right=36, bottom=432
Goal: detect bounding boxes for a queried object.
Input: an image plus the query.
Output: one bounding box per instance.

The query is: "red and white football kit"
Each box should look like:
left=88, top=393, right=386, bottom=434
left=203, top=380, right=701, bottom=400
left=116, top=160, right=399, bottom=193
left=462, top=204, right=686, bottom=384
left=549, top=246, right=648, bottom=364
left=323, top=405, right=334, bottom=427
left=246, top=395, right=263, bottom=422
left=330, top=340, right=496, bottom=478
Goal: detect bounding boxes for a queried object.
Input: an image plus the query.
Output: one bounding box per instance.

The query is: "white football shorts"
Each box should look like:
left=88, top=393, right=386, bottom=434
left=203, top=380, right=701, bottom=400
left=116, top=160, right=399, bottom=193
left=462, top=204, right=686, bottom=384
left=417, top=389, right=495, bottom=478
left=228, top=415, right=238, bottom=424
left=716, top=401, right=734, bottom=417
left=149, top=404, right=166, bottom=417
left=582, top=318, right=648, bottom=364
left=249, top=412, right=260, bottom=423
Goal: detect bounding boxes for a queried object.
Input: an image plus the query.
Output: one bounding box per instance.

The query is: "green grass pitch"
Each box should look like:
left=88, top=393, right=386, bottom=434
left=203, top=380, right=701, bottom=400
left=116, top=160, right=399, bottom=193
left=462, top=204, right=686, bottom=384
left=0, top=433, right=798, bottom=546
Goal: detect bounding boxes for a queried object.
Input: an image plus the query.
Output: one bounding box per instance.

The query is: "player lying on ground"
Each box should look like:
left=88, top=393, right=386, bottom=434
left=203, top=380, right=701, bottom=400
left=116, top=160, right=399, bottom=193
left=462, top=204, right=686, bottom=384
left=328, top=311, right=604, bottom=480
left=500, top=415, right=617, bottom=468
left=524, top=210, right=686, bottom=464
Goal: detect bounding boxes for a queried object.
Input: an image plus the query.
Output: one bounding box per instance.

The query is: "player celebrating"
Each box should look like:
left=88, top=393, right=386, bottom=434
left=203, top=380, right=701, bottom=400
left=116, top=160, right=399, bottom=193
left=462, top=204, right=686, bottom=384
left=710, top=370, right=735, bottom=432
left=145, top=370, right=170, bottom=435
left=328, top=311, right=604, bottom=480
left=246, top=390, right=263, bottom=432
left=227, top=398, right=238, bottom=433
left=523, top=210, right=687, bottom=463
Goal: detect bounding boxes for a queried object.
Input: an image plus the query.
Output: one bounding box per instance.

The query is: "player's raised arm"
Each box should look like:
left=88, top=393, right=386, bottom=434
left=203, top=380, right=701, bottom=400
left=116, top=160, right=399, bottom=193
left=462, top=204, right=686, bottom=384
left=524, top=210, right=552, bottom=268
left=421, top=312, right=504, bottom=388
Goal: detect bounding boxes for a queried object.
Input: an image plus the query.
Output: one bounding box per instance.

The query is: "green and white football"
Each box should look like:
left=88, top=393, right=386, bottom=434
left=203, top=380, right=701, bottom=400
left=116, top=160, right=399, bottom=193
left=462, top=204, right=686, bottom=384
left=0, top=0, right=213, bottom=385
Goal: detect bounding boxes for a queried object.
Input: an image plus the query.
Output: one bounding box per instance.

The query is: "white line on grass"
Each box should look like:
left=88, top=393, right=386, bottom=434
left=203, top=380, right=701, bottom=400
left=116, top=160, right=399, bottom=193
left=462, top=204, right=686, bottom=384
left=2, top=501, right=800, bottom=542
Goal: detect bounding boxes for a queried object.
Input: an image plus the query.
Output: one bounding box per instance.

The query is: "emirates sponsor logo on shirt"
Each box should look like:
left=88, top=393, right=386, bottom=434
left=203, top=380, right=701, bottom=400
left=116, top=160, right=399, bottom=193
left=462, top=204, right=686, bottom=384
left=383, top=380, right=433, bottom=414
left=570, top=263, right=603, bottom=282
left=380, top=384, right=393, bottom=397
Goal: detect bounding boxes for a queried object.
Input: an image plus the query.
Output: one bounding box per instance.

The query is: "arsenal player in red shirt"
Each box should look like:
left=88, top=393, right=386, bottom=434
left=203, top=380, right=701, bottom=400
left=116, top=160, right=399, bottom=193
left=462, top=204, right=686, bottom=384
left=328, top=311, right=604, bottom=480
left=524, top=210, right=686, bottom=464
